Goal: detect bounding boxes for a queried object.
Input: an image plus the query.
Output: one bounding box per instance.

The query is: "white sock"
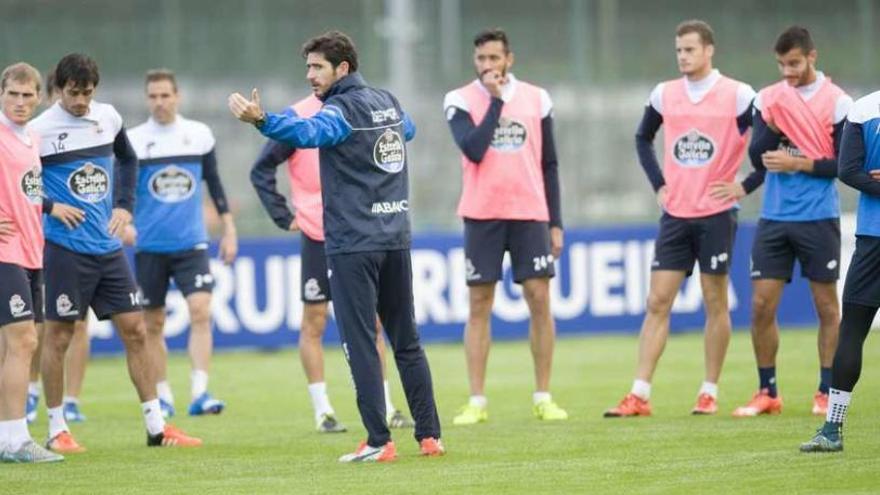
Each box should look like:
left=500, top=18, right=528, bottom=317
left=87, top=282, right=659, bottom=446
left=0, top=419, right=12, bottom=448
left=156, top=380, right=174, bottom=405
left=631, top=379, right=651, bottom=400
left=468, top=395, right=488, bottom=408
left=191, top=370, right=209, bottom=400
left=383, top=381, right=396, bottom=414
left=28, top=382, right=40, bottom=397
left=307, top=382, right=334, bottom=421
left=63, top=395, right=79, bottom=405
left=826, top=388, right=851, bottom=424
left=533, top=391, right=552, bottom=405
left=47, top=406, right=69, bottom=439
left=7, top=418, right=31, bottom=450
left=699, top=381, right=719, bottom=399
left=142, top=399, right=165, bottom=436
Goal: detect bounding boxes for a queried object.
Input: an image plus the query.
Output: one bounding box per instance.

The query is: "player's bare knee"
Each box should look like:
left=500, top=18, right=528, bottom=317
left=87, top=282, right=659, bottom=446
left=119, top=321, right=148, bottom=349
left=645, top=291, right=674, bottom=316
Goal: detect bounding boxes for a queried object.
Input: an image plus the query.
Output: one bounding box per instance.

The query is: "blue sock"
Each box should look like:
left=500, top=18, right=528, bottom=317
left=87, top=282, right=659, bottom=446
left=818, top=367, right=832, bottom=394
left=758, top=367, right=777, bottom=397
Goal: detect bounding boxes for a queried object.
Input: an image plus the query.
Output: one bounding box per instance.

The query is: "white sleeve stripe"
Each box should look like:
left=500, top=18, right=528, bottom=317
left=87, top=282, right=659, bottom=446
left=539, top=89, right=553, bottom=119
left=648, top=83, right=664, bottom=114
left=442, top=90, right=469, bottom=114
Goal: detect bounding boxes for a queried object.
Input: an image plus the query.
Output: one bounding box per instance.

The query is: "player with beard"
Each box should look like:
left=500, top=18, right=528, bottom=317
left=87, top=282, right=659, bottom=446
left=732, top=26, right=851, bottom=418
left=30, top=53, right=201, bottom=453
left=443, top=28, right=567, bottom=425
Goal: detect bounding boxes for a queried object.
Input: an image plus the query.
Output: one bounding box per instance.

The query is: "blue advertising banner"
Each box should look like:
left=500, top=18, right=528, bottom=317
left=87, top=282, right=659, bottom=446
left=87, top=221, right=829, bottom=355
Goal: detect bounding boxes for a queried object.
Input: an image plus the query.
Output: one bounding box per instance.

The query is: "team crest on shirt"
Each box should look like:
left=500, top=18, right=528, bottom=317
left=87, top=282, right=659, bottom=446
left=778, top=136, right=805, bottom=159
left=373, top=129, right=406, bottom=173
left=149, top=165, right=196, bottom=203
left=9, top=294, right=30, bottom=317
left=68, top=162, right=109, bottom=202
left=672, top=129, right=716, bottom=167
left=303, top=278, right=325, bottom=301
left=20, top=166, right=43, bottom=205
left=491, top=117, right=527, bottom=152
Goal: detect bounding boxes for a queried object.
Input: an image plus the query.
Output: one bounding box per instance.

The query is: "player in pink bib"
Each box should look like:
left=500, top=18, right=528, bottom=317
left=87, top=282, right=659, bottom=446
left=0, top=62, right=64, bottom=463
left=733, top=26, right=852, bottom=419
left=250, top=93, right=414, bottom=433
left=443, top=29, right=567, bottom=424
left=605, top=20, right=760, bottom=418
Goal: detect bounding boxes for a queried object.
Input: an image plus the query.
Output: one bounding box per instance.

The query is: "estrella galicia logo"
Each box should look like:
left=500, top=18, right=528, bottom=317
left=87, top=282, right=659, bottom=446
left=373, top=129, right=405, bottom=173
left=20, top=166, right=43, bottom=205
left=491, top=117, right=527, bottom=152
left=673, top=129, right=716, bottom=167
left=149, top=165, right=196, bottom=203
left=67, top=162, right=109, bottom=202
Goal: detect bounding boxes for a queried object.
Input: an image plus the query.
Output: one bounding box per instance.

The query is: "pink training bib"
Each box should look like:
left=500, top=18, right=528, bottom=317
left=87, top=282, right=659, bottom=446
left=760, top=78, right=843, bottom=160
left=286, top=95, right=324, bottom=242
left=455, top=80, right=549, bottom=221
left=661, top=76, right=749, bottom=218
left=0, top=124, right=43, bottom=269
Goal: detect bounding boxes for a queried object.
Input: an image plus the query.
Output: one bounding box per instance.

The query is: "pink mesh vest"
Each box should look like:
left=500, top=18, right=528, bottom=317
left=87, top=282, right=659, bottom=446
left=661, top=76, right=748, bottom=218
left=0, top=124, right=43, bottom=269
left=455, top=80, right=549, bottom=221
left=286, top=95, right=324, bottom=241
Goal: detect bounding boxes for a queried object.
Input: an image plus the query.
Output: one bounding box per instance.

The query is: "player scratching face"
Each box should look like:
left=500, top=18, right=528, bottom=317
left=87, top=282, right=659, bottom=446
left=473, top=39, right=513, bottom=98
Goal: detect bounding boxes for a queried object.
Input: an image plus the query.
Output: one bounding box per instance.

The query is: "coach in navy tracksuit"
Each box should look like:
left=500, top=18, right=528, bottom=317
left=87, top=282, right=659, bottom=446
left=229, top=31, right=442, bottom=462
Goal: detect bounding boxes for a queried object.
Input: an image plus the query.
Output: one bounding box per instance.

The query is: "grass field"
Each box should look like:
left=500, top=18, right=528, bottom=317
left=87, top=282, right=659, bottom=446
left=4, top=328, right=879, bottom=494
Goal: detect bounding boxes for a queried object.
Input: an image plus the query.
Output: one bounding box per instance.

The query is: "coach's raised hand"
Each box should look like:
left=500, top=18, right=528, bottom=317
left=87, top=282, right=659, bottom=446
left=228, top=88, right=265, bottom=125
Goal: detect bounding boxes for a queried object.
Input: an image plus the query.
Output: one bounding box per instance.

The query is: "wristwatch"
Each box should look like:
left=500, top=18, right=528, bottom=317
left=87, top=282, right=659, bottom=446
left=254, top=112, right=266, bottom=129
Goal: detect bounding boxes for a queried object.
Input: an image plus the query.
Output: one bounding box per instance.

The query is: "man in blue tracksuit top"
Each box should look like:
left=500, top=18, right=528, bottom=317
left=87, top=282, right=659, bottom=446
left=229, top=31, right=443, bottom=463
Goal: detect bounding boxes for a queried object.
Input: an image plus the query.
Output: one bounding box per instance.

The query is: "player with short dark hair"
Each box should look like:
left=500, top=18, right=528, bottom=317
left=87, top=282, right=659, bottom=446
left=732, top=26, right=851, bottom=418
left=127, top=68, right=238, bottom=418
left=31, top=53, right=201, bottom=453
left=230, top=31, right=443, bottom=462
left=249, top=92, right=414, bottom=433
left=442, top=27, right=568, bottom=424
left=605, top=20, right=758, bottom=417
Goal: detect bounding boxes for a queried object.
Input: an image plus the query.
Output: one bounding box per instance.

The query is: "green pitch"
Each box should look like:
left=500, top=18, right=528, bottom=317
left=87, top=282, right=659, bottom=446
left=5, top=328, right=879, bottom=494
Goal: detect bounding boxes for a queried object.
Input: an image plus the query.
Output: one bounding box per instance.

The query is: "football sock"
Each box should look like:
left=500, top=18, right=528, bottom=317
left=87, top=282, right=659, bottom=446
left=308, top=382, right=333, bottom=420
left=156, top=380, right=174, bottom=405
left=142, top=399, right=165, bottom=436
left=191, top=370, right=209, bottom=400
left=7, top=418, right=31, bottom=450
left=533, top=391, right=552, bottom=405
left=699, top=381, right=718, bottom=399
left=631, top=379, right=651, bottom=400
left=468, top=395, right=488, bottom=408
left=758, top=367, right=777, bottom=397
left=28, top=381, right=40, bottom=397
left=47, top=406, right=69, bottom=438
left=383, top=380, right=395, bottom=414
